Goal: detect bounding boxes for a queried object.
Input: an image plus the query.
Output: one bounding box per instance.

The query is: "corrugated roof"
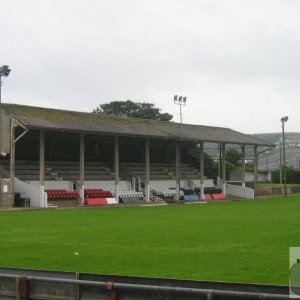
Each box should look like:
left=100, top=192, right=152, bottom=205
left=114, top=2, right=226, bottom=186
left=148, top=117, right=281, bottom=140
left=0, top=103, right=274, bottom=147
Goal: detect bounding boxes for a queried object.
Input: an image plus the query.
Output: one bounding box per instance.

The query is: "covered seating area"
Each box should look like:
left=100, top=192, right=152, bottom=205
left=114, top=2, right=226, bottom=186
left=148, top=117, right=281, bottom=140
left=0, top=104, right=274, bottom=208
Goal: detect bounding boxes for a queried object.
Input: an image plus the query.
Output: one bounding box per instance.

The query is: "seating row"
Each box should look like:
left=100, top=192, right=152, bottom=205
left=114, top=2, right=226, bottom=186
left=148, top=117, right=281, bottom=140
left=84, top=189, right=113, bottom=198
left=151, top=187, right=225, bottom=201
left=151, top=188, right=184, bottom=198
left=119, top=190, right=144, bottom=198
left=45, top=187, right=224, bottom=202
left=46, top=189, right=80, bottom=200
left=194, top=187, right=223, bottom=195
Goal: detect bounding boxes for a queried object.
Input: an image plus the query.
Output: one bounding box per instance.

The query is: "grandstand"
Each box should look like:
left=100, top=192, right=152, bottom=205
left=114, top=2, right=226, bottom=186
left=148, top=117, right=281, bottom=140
left=0, top=104, right=274, bottom=208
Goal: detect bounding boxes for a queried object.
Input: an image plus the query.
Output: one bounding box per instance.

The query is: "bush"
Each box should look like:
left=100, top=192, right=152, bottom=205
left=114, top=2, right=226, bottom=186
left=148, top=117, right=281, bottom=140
left=271, top=167, right=300, bottom=184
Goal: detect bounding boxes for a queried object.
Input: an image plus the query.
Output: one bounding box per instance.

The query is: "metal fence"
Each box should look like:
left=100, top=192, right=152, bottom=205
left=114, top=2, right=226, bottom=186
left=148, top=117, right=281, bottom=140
left=0, top=267, right=289, bottom=300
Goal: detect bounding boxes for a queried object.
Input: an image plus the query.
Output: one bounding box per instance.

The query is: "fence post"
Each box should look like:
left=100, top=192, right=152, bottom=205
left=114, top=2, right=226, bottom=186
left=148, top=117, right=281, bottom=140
left=16, top=275, right=29, bottom=300
left=207, top=291, right=213, bottom=300
left=107, top=281, right=117, bottom=300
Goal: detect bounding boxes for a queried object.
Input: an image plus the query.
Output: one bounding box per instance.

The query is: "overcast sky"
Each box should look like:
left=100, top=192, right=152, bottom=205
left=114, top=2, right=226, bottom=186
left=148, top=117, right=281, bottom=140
left=1, top=0, right=300, bottom=134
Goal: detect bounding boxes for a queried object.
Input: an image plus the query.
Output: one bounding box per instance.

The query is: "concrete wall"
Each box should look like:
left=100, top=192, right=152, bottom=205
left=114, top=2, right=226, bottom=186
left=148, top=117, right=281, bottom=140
left=191, top=179, right=214, bottom=188
left=24, top=179, right=216, bottom=192
left=15, top=178, right=45, bottom=207
left=226, top=183, right=254, bottom=199
left=149, top=179, right=214, bottom=190
left=84, top=180, right=131, bottom=190
left=28, top=180, right=73, bottom=191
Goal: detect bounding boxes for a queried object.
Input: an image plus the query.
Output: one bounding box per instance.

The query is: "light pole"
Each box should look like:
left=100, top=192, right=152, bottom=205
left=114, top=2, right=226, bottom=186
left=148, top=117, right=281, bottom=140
left=0, top=66, right=11, bottom=205
left=0, top=65, right=11, bottom=103
left=281, top=116, right=288, bottom=197
left=174, top=95, right=187, bottom=124
left=265, top=151, right=269, bottom=182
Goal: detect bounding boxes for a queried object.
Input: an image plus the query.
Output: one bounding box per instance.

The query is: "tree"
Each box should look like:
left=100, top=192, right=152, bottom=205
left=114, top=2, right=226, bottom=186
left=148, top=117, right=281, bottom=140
left=93, top=100, right=173, bottom=121
left=225, top=148, right=242, bottom=166
left=189, top=147, right=219, bottom=181
left=271, top=167, right=300, bottom=184
left=224, top=148, right=243, bottom=180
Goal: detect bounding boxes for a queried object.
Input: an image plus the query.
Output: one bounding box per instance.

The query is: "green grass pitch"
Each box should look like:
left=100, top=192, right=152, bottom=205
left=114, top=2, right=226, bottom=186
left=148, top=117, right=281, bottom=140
left=0, top=196, right=299, bottom=285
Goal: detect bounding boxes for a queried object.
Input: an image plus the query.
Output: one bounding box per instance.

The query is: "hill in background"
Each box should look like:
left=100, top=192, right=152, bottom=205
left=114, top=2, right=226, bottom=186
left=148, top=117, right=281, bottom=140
left=253, top=133, right=300, bottom=171
left=252, top=132, right=300, bottom=148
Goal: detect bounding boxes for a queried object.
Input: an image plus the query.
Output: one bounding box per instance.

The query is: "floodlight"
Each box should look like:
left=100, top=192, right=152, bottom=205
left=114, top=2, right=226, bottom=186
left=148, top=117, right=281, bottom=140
left=281, top=116, right=288, bottom=123
left=0, top=65, right=11, bottom=77
left=0, top=65, right=11, bottom=103
left=173, top=95, right=187, bottom=123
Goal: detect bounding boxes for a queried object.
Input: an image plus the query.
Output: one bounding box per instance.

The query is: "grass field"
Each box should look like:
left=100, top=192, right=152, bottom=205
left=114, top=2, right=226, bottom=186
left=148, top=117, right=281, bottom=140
left=0, top=196, right=300, bottom=285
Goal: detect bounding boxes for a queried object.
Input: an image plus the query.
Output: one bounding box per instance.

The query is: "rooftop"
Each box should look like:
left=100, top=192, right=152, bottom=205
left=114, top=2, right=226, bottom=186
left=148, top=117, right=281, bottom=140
left=0, top=103, right=274, bottom=147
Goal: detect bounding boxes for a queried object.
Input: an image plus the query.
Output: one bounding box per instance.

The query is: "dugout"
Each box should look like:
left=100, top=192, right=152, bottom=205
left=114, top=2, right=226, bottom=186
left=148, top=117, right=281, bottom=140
left=0, top=103, right=274, bottom=207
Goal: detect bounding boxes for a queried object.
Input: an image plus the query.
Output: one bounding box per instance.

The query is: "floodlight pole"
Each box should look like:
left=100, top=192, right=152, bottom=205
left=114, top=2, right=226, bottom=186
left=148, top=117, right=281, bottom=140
left=265, top=151, right=269, bottom=182
left=173, top=95, right=187, bottom=124
left=281, top=116, right=288, bottom=197
left=0, top=75, right=3, bottom=103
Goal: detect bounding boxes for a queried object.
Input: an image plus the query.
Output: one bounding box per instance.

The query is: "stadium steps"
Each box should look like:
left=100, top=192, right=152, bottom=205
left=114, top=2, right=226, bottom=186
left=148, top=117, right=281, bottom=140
left=0, top=160, right=118, bottom=181
left=122, top=162, right=201, bottom=181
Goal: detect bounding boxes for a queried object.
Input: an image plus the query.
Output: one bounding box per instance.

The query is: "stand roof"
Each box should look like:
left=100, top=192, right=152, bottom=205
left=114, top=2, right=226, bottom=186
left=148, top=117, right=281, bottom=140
left=1, top=103, right=274, bottom=147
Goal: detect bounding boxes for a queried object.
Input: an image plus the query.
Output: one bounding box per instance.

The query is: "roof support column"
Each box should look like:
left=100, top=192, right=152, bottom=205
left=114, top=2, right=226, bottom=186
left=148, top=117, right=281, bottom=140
left=9, top=120, right=15, bottom=207
left=39, top=130, right=46, bottom=208
left=221, top=143, right=226, bottom=196
left=114, top=136, right=119, bottom=203
left=79, top=133, right=85, bottom=205
left=199, top=142, right=205, bottom=200
left=175, top=141, right=181, bottom=201
left=241, top=145, right=246, bottom=187
left=254, top=145, right=258, bottom=199
left=145, top=138, right=150, bottom=202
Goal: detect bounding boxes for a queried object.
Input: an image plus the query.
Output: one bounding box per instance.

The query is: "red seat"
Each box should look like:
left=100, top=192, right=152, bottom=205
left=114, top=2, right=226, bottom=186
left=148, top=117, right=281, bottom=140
left=46, top=189, right=79, bottom=200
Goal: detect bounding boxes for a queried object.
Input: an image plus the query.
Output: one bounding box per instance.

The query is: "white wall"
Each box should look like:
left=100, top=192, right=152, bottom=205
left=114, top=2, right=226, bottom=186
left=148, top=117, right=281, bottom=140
left=30, top=180, right=132, bottom=191
left=191, top=179, right=214, bottom=188
left=150, top=180, right=180, bottom=190
left=226, top=183, right=254, bottom=199
left=28, top=180, right=73, bottom=190
left=15, top=178, right=44, bottom=207
left=149, top=179, right=214, bottom=190
left=84, top=180, right=131, bottom=190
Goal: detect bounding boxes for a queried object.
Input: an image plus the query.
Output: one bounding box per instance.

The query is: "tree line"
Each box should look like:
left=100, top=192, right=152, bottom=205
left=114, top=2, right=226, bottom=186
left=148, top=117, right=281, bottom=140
left=93, top=100, right=173, bottom=121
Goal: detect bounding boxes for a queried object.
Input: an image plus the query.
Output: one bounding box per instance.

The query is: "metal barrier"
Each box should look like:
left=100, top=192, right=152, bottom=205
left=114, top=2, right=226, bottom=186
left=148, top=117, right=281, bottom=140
left=0, top=267, right=289, bottom=300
